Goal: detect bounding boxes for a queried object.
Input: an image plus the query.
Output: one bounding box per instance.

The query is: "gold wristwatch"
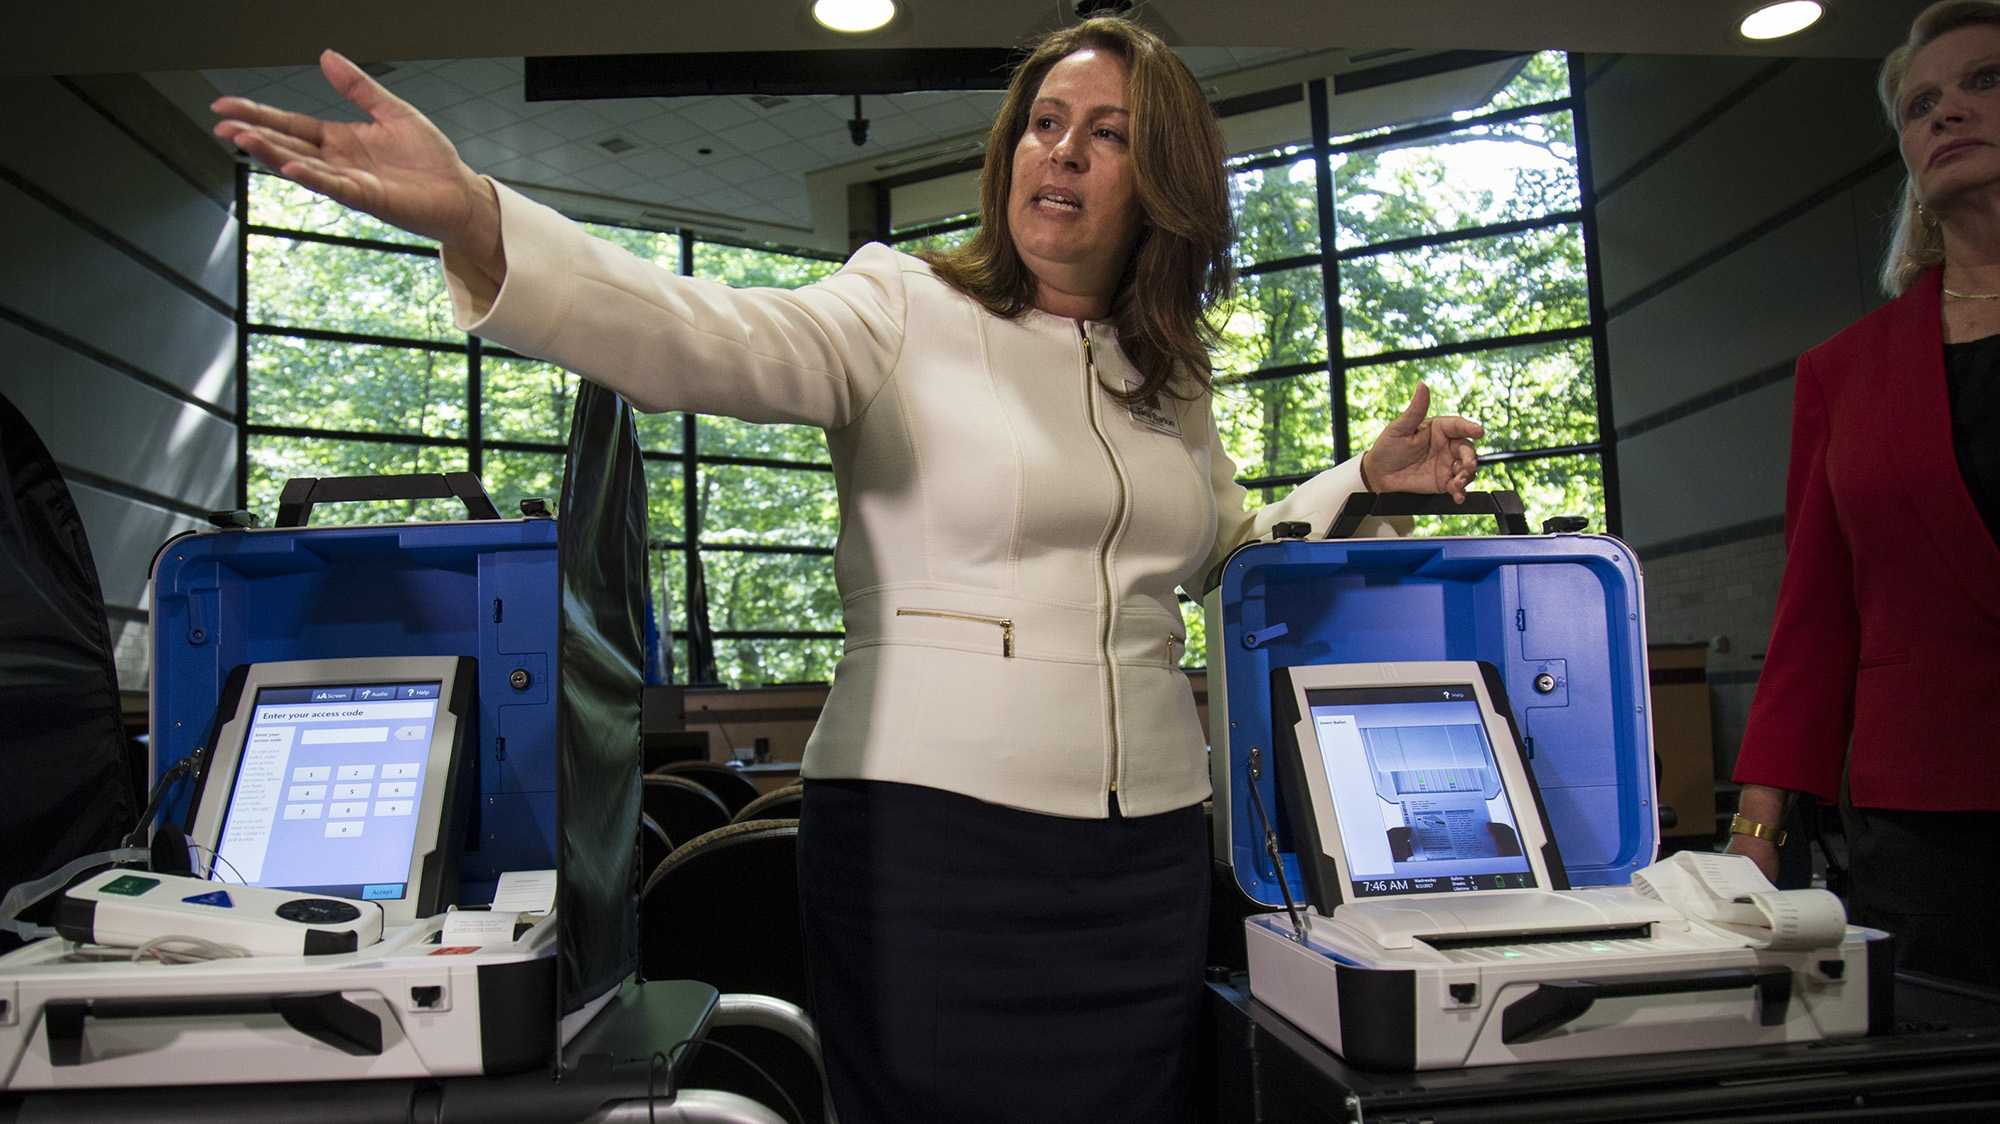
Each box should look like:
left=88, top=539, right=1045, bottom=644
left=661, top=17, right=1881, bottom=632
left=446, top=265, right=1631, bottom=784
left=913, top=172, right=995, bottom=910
left=1729, top=813, right=1787, bottom=846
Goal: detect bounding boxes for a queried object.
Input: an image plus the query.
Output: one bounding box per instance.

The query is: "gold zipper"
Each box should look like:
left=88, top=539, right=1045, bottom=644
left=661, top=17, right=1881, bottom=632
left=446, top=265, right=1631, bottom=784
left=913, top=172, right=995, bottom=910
left=1081, top=320, right=1127, bottom=795
left=895, top=607, right=1015, bottom=658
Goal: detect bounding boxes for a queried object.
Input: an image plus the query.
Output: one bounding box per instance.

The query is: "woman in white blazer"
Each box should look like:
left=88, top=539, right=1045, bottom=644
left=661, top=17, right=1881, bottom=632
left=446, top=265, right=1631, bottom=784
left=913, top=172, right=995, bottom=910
left=216, top=18, right=1481, bottom=1122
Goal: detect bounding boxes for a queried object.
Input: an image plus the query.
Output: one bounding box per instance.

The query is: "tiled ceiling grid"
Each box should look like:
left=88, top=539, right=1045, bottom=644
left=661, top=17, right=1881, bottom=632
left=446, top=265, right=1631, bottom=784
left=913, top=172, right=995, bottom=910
left=201, top=47, right=1305, bottom=234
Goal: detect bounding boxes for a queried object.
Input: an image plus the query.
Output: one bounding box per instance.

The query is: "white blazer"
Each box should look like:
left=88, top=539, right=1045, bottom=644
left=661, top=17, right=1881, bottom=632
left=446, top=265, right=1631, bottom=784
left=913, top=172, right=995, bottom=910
left=445, top=182, right=1374, bottom=818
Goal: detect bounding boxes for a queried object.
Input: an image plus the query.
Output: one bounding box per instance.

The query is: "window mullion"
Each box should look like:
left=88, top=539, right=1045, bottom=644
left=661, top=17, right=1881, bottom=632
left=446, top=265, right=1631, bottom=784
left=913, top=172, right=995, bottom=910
left=235, top=163, right=251, bottom=513
left=1568, top=51, right=1620, bottom=537
left=467, top=335, right=483, bottom=481
left=1308, top=78, right=1349, bottom=466
left=679, top=233, right=711, bottom=683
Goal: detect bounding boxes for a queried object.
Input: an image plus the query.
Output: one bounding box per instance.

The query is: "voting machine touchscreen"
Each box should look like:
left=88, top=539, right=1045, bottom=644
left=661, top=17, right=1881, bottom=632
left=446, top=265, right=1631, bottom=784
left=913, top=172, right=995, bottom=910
left=187, top=655, right=476, bottom=927
left=1270, top=660, right=1568, bottom=915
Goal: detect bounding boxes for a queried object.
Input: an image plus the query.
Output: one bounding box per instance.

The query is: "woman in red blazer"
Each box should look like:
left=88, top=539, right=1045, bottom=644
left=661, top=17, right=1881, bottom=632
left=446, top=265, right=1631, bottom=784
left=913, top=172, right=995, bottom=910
left=1729, top=1, right=2000, bottom=987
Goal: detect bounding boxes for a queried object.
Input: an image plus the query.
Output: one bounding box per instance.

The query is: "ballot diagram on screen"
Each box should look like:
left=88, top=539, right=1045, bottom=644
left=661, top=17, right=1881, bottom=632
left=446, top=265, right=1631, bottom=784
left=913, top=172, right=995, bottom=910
left=1309, top=694, right=1536, bottom=893
left=1365, top=721, right=1513, bottom=863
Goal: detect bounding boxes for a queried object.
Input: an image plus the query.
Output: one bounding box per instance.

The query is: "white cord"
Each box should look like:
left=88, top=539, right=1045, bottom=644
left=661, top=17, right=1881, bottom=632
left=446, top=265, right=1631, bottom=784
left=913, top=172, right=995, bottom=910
left=128, top=934, right=252, bottom=964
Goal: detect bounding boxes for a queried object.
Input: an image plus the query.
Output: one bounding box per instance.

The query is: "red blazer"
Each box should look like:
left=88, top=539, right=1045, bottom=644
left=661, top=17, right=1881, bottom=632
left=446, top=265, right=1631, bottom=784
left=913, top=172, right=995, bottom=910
left=1734, top=268, right=2000, bottom=810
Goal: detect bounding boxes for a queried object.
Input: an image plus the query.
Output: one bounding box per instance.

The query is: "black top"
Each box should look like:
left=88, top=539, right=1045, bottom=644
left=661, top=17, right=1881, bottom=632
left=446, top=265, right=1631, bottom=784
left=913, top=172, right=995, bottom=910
left=1941, top=334, right=2000, bottom=547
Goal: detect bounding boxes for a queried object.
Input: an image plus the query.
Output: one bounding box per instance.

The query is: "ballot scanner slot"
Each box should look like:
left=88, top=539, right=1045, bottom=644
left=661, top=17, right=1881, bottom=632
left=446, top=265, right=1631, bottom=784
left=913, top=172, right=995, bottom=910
left=1420, top=924, right=1654, bottom=951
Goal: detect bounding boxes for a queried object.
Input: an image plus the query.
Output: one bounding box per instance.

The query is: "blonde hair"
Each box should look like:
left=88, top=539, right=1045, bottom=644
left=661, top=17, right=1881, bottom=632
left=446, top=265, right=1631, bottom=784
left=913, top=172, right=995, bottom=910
left=1879, top=1, right=2000, bottom=295
left=924, top=17, right=1233, bottom=402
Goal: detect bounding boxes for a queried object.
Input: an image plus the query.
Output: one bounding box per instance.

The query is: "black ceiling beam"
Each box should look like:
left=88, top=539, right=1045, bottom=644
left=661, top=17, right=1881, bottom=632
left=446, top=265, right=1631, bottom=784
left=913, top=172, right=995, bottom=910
left=524, top=48, right=1021, bottom=100
left=1332, top=49, right=1528, bottom=95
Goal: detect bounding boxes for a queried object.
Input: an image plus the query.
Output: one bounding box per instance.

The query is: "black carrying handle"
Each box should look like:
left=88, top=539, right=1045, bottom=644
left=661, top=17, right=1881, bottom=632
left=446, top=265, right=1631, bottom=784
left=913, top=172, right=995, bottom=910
left=1326, top=489, right=1529, bottom=539
left=1500, top=966, right=1793, bottom=1044
left=275, top=471, right=501, bottom=527
left=43, top=992, right=383, bottom=1065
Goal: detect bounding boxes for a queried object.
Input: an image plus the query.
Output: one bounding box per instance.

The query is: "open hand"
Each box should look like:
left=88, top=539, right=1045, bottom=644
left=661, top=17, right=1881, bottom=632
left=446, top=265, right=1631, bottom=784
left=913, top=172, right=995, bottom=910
left=212, top=49, right=504, bottom=279
left=1359, top=383, right=1483, bottom=501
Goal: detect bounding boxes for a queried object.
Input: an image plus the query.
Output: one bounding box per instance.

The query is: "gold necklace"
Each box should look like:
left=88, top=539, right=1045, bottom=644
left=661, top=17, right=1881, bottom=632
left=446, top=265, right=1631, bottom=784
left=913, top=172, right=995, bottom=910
left=1944, top=286, right=2000, bottom=299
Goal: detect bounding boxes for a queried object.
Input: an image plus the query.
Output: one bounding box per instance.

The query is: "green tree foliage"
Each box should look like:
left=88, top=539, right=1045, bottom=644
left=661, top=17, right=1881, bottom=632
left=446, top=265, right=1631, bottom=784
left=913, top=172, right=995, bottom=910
left=243, top=173, right=861, bottom=687
left=1216, top=52, right=1603, bottom=532
left=892, top=223, right=977, bottom=255
left=1215, top=155, right=1333, bottom=500
left=681, top=243, right=845, bottom=686
left=244, top=50, right=1606, bottom=683
left=1186, top=51, right=1604, bottom=663
left=249, top=177, right=428, bottom=246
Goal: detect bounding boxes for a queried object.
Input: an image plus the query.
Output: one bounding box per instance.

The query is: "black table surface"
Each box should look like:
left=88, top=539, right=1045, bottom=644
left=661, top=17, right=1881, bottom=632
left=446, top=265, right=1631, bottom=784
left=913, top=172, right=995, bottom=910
left=1203, top=972, right=2000, bottom=1124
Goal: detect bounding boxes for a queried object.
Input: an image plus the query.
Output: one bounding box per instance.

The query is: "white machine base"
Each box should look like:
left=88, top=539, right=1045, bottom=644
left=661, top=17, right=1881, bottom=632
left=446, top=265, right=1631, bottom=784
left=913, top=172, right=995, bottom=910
left=1244, top=902, right=1892, bottom=1071
left=0, top=912, right=570, bottom=1089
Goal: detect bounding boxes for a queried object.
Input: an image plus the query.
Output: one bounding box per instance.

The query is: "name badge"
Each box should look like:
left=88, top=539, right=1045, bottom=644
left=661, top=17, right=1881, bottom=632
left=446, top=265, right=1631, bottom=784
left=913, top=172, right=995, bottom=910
left=1125, top=379, right=1182, bottom=437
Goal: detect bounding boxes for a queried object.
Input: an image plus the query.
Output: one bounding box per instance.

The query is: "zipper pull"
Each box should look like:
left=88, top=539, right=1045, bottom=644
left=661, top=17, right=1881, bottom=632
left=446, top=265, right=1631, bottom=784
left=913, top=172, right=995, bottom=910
left=1079, top=322, right=1094, bottom=375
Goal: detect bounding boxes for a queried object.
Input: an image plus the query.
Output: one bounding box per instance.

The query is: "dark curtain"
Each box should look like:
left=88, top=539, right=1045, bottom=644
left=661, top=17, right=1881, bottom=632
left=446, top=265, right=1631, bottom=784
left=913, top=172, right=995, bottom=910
left=555, top=379, right=647, bottom=1015
left=0, top=392, right=136, bottom=905
left=685, top=547, right=719, bottom=685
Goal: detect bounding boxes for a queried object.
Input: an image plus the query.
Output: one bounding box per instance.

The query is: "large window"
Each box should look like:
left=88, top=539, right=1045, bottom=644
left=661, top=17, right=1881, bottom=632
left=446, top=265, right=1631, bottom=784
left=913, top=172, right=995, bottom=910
left=242, top=51, right=1606, bottom=684
left=1216, top=52, right=1603, bottom=522
left=241, top=175, right=843, bottom=687
left=892, top=52, right=1609, bottom=668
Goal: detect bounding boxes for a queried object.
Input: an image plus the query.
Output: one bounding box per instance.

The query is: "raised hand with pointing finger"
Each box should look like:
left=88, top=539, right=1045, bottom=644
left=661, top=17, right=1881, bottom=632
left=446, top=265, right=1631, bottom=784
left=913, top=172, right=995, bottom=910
left=1359, top=382, right=1484, bottom=502
left=211, top=49, right=507, bottom=282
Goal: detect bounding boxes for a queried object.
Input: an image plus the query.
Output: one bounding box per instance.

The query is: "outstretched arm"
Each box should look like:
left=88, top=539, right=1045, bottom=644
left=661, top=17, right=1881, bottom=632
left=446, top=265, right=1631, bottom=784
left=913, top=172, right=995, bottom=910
left=212, top=49, right=505, bottom=283
left=1358, top=383, right=1483, bottom=501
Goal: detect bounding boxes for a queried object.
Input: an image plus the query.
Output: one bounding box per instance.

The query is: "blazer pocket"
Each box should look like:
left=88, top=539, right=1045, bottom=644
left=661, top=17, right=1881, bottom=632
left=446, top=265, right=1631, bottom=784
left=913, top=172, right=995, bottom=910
left=894, top=607, right=1015, bottom=658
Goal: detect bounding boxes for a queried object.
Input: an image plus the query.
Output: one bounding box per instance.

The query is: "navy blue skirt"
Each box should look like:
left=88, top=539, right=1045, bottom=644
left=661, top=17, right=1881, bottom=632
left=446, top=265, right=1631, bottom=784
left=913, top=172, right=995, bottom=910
left=797, top=779, right=1210, bottom=1124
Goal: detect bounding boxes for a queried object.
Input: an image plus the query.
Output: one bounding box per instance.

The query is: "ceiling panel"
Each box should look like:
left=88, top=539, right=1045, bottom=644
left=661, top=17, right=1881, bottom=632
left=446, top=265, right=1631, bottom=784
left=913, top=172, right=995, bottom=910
left=30, top=0, right=1925, bottom=250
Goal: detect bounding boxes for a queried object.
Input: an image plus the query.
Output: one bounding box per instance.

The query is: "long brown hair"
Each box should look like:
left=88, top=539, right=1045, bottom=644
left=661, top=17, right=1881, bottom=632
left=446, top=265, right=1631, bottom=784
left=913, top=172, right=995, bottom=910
left=1878, top=0, right=2000, bottom=295
left=925, top=17, right=1233, bottom=402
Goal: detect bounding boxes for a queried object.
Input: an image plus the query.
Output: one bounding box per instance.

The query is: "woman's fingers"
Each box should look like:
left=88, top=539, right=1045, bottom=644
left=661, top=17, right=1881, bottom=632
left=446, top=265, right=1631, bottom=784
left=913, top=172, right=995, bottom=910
left=1384, top=382, right=1432, bottom=436
left=279, top=156, right=371, bottom=207
left=207, top=49, right=496, bottom=263
left=237, top=123, right=322, bottom=163
left=1423, top=411, right=1480, bottom=501
left=215, top=122, right=333, bottom=182
left=213, top=123, right=308, bottom=176
left=320, top=48, right=415, bottom=125
left=1428, top=413, right=1483, bottom=443
left=210, top=96, right=328, bottom=149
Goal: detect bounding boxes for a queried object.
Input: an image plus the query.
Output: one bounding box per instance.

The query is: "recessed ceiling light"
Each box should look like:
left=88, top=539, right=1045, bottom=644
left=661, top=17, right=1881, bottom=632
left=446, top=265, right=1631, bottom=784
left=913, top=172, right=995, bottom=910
left=812, top=0, right=896, bottom=33
left=1740, top=1, right=1824, bottom=40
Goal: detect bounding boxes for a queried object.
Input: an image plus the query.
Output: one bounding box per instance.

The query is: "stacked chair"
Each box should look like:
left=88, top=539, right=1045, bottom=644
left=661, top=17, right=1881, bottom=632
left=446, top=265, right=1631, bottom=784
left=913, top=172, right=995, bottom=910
left=637, top=760, right=826, bottom=1122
